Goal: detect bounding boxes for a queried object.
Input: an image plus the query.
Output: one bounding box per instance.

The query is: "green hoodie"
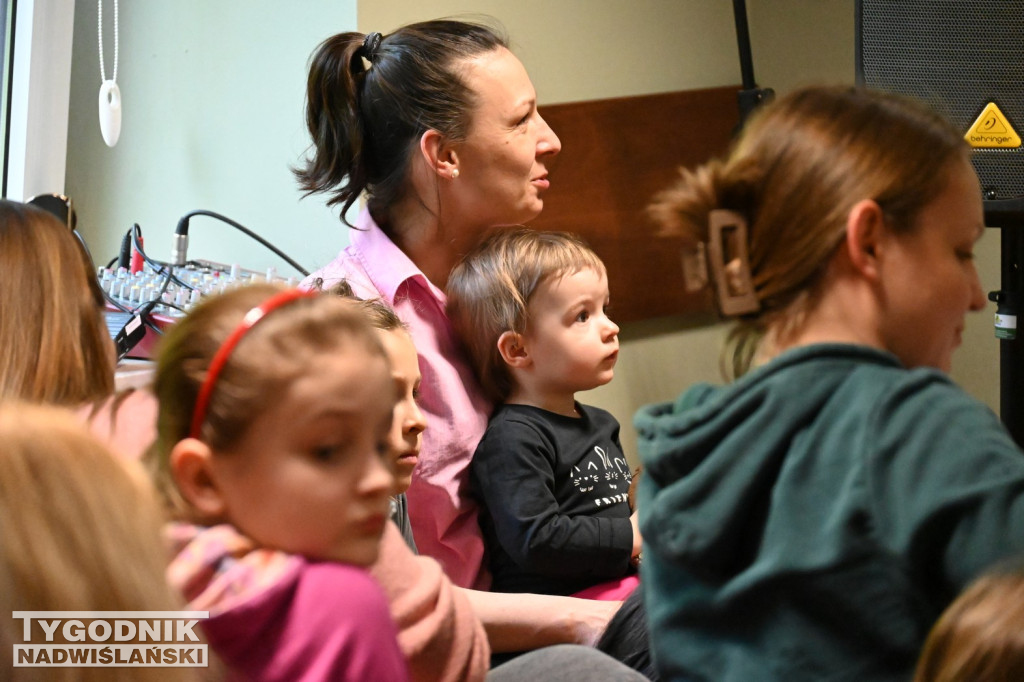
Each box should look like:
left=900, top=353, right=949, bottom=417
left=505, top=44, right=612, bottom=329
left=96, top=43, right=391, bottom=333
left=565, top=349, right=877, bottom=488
left=636, top=344, right=1024, bottom=682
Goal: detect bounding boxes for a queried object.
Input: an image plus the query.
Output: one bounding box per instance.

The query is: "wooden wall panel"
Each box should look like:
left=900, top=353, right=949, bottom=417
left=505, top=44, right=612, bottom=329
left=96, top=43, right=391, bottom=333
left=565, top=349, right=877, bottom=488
left=530, top=86, right=741, bottom=322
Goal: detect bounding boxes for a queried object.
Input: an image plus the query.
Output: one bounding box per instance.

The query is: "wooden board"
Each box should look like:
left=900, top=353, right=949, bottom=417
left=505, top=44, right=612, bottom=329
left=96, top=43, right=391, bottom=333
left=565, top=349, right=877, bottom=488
left=530, top=86, right=741, bottom=322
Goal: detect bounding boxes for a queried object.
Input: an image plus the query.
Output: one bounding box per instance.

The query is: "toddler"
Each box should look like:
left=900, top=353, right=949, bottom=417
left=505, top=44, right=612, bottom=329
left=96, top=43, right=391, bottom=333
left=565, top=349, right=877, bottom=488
left=448, top=228, right=640, bottom=598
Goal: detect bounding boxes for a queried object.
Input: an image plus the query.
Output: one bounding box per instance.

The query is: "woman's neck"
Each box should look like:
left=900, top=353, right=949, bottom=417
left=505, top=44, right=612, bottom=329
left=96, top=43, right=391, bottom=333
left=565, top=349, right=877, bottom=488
left=381, top=198, right=479, bottom=291
left=763, top=273, right=885, bottom=364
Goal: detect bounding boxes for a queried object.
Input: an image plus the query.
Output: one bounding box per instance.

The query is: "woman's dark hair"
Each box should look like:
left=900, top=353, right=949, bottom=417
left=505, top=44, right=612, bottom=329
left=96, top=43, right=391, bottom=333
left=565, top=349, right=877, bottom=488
left=294, top=19, right=508, bottom=228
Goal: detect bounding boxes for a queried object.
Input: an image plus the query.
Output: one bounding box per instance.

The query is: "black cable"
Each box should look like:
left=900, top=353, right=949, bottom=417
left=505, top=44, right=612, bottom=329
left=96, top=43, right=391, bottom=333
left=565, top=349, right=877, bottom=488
left=158, top=300, right=189, bottom=314
left=104, top=287, right=165, bottom=339
left=131, top=224, right=196, bottom=291
left=117, top=227, right=132, bottom=269
left=100, top=225, right=178, bottom=346
left=175, top=209, right=310, bottom=276
left=70, top=229, right=98, bottom=271
left=102, top=283, right=165, bottom=352
left=103, top=209, right=310, bottom=356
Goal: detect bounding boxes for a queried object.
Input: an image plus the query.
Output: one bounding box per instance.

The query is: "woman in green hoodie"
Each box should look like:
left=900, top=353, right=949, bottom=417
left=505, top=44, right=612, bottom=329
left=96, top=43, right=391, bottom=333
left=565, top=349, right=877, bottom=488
left=636, top=85, right=1024, bottom=682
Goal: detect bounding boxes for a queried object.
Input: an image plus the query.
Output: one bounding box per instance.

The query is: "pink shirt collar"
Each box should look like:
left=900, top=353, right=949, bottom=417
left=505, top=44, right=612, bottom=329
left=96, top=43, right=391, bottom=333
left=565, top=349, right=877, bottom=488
left=348, top=209, right=446, bottom=306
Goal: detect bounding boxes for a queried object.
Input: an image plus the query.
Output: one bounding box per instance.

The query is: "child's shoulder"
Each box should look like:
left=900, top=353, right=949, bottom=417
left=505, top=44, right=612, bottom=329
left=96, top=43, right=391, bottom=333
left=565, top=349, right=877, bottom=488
left=576, top=401, right=618, bottom=422
left=485, top=402, right=620, bottom=432
left=485, top=402, right=564, bottom=433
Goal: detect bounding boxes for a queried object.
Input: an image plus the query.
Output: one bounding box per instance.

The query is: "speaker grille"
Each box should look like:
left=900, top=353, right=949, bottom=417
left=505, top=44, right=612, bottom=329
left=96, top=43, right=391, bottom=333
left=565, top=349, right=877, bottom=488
left=858, top=0, right=1024, bottom=200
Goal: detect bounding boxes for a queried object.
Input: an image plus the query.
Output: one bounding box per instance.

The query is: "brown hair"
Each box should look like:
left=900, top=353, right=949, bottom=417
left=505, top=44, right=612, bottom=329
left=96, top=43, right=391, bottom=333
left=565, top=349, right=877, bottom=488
left=914, top=562, right=1024, bottom=682
left=648, top=85, right=971, bottom=378
left=293, top=19, right=508, bottom=228
left=313, top=277, right=406, bottom=333
left=447, top=228, right=607, bottom=402
left=0, top=200, right=114, bottom=404
left=0, top=402, right=194, bottom=681
left=148, top=283, right=387, bottom=518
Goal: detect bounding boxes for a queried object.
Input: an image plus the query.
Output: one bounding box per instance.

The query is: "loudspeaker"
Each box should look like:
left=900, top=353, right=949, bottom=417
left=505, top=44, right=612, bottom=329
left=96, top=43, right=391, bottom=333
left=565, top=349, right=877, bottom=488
left=858, top=0, right=1024, bottom=447
left=856, top=0, right=1024, bottom=212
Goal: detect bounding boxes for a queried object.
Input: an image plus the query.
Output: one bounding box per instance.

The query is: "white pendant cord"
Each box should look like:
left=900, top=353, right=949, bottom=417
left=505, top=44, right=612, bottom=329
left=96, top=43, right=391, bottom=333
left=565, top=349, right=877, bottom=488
left=97, top=0, right=121, bottom=147
left=98, top=0, right=118, bottom=84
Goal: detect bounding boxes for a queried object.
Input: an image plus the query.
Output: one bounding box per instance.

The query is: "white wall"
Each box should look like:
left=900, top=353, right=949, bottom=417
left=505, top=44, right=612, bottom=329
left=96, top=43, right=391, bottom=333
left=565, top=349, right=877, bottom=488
left=65, top=1, right=357, bottom=276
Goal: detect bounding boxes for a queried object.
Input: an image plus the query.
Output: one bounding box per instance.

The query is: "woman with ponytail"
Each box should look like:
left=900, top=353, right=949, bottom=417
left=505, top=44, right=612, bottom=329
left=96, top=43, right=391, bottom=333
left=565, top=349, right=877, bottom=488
left=637, top=85, right=1024, bottom=682
left=295, top=19, right=561, bottom=591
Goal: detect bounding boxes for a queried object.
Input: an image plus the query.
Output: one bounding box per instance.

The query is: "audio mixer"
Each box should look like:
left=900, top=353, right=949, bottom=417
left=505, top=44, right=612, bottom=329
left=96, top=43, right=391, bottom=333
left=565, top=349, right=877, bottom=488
left=103, top=259, right=300, bottom=359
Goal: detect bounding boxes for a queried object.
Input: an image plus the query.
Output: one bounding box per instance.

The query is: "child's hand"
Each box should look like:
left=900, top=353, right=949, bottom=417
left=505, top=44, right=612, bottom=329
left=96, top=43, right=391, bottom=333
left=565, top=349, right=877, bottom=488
left=628, top=466, right=642, bottom=512
left=630, top=511, right=643, bottom=565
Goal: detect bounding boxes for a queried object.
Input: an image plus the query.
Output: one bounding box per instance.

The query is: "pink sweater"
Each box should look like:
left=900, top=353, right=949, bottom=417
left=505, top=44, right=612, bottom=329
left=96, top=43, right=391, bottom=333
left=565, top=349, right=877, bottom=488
left=304, top=210, right=493, bottom=589
left=167, top=524, right=408, bottom=682
left=370, top=522, right=490, bottom=682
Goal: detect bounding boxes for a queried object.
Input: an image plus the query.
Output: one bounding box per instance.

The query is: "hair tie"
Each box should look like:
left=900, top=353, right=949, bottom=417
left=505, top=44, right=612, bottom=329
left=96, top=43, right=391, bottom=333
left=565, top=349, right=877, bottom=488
left=189, top=289, right=317, bottom=440
left=361, top=32, right=382, bottom=63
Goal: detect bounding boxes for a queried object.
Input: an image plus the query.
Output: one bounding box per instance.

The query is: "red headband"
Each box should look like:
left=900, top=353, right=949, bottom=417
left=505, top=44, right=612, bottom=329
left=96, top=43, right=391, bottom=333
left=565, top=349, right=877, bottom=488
left=189, top=288, right=317, bottom=440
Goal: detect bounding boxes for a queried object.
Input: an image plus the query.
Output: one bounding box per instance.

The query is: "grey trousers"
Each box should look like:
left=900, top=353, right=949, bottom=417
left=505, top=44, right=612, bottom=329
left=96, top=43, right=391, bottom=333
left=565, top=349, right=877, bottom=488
left=488, top=644, right=650, bottom=681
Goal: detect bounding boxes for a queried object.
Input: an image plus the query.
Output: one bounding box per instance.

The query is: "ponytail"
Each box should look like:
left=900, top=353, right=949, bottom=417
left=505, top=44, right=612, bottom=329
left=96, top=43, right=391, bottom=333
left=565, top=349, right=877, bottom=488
left=294, top=32, right=369, bottom=221
left=294, top=20, right=508, bottom=229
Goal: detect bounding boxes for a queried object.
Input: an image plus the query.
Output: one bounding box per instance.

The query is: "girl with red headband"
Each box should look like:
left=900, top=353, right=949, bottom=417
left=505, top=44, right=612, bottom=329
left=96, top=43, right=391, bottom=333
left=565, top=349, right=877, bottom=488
left=147, top=283, right=407, bottom=681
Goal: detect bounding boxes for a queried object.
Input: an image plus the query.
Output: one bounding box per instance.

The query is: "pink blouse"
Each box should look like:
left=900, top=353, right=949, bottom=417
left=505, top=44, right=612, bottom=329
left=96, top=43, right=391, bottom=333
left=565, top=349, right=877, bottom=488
left=304, top=210, right=492, bottom=589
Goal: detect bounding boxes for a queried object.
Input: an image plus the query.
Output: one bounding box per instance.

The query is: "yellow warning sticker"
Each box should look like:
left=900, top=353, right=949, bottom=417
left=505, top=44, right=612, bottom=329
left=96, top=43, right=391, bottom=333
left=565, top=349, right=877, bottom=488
left=965, top=102, right=1021, bottom=148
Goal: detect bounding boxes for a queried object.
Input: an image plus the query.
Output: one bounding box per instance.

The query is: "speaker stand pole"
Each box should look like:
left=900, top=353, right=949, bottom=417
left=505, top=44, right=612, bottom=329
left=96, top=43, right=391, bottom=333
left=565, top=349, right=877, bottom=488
left=987, top=202, right=1024, bottom=447
left=731, top=0, right=773, bottom=127
left=993, top=226, right=1024, bottom=446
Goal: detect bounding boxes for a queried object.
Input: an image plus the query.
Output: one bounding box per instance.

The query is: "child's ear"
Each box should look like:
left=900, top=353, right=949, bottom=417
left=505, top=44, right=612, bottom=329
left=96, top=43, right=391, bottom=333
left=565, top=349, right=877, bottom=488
left=845, top=198, right=886, bottom=281
left=170, top=438, right=227, bottom=519
left=497, top=330, right=531, bottom=368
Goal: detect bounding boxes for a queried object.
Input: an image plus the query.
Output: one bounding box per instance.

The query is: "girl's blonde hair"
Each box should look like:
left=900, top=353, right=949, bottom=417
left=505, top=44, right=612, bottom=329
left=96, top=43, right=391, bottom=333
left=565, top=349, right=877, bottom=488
left=447, top=228, right=606, bottom=402
left=914, top=562, right=1024, bottom=682
left=0, top=200, right=114, bottom=404
left=649, top=85, right=971, bottom=378
left=148, top=283, right=387, bottom=519
left=0, top=402, right=193, bottom=681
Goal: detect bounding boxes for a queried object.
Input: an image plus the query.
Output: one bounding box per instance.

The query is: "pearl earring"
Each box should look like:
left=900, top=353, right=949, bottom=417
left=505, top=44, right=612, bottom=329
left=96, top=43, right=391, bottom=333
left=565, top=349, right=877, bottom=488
left=451, top=168, right=460, bottom=179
